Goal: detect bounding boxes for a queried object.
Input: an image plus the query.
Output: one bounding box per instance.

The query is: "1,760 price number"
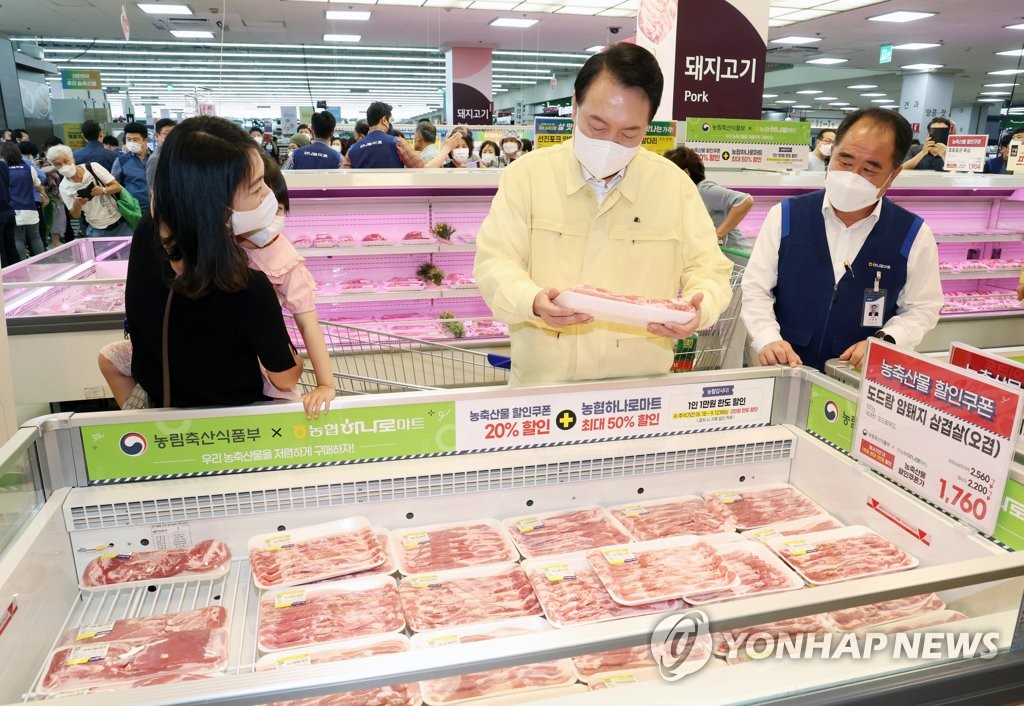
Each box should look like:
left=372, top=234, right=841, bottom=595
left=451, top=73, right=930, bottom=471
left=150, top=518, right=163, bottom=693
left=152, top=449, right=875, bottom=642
left=937, top=477, right=988, bottom=521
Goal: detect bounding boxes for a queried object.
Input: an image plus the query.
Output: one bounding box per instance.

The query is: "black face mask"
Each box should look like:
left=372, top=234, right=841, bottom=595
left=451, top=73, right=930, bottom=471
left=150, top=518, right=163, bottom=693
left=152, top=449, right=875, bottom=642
left=386, top=119, right=397, bottom=137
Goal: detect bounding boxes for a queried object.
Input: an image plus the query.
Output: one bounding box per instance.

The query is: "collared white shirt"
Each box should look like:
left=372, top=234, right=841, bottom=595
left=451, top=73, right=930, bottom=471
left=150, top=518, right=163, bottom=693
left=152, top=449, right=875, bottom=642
left=580, top=163, right=627, bottom=206
left=741, top=195, right=943, bottom=355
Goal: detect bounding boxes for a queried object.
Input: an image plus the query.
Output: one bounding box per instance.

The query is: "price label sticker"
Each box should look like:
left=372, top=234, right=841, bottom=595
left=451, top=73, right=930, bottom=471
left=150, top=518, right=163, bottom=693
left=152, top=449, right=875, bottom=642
left=542, top=563, right=576, bottom=582
left=620, top=506, right=648, bottom=517
left=601, top=547, right=637, bottom=565
left=402, top=532, right=430, bottom=548
left=75, top=622, right=115, bottom=641
left=66, top=644, right=110, bottom=666
left=274, top=589, right=307, bottom=609
left=515, top=518, right=545, bottom=533
left=276, top=654, right=312, bottom=669
left=99, top=553, right=132, bottom=560
left=714, top=491, right=743, bottom=504
left=597, top=674, right=638, bottom=688
left=411, top=575, right=443, bottom=589
left=264, top=534, right=294, bottom=552
left=782, top=539, right=817, bottom=556
left=750, top=528, right=782, bottom=542
left=427, top=635, right=461, bottom=647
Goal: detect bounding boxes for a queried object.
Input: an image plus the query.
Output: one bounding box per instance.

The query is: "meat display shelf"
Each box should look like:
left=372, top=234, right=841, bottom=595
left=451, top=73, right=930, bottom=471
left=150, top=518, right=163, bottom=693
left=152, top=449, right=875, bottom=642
left=939, top=268, right=1021, bottom=280
left=315, top=287, right=482, bottom=304
left=934, top=233, right=1024, bottom=243
left=295, top=243, right=477, bottom=257
left=2, top=368, right=1024, bottom=705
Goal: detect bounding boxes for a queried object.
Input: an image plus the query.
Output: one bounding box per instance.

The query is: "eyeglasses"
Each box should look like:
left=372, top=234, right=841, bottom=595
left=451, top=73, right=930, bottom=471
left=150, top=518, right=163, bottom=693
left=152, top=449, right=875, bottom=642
left=819, top=137, right=835, bottom=144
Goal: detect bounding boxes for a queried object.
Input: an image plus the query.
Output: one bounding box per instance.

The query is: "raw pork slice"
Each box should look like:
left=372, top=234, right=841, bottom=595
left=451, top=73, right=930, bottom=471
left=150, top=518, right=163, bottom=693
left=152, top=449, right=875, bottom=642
left=523, top=553, right=682, bottom=627
left=391, top=521, right=519, bottom=575
left=703, top=484, right=827, bottom=530
left=402, top=231, right=432, bottom=241
left=413, top=618, right=574, bottom=705
left=684, top=541, right=803, bottom=604
left=553, top=285, right=696, bottom=327
left=504, top=507, right=631, bottom=558
left=872, top=610, right=968, bottom=635
left=362, top=233, right=389, bottom=244
left=828, top=593, right=945, bottom=632
left=258, top=576, right=405, bottom=652
left=249, top=518, right=386, bottom=589
left=766, top=526, right=918, bottom=585
left=741, top=514, right=845, bottom=541
left=81, top=539, right=231, bottom=588
left=58, top=606, right=227, bottom=648
left=258, top=635, right=421, bottom=706
left=586, top=539, right=737, bottom=605
left=399, top=564, right=541, bottom=632
left=329, top=530, right=396, bottom=582
left=38, top=628, right=229, bottom=695
left=609, top=496, right=735, bottom=541
left=573, top=633, right=712, bottom=681
left=713, top=612, right=832, bottom=659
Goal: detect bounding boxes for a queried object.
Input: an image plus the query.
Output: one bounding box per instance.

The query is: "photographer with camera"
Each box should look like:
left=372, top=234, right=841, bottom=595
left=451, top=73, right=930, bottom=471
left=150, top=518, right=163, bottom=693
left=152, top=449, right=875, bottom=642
left=902, top=117, right=950, bottom=171
left=46, top=144, right=134, bottom=238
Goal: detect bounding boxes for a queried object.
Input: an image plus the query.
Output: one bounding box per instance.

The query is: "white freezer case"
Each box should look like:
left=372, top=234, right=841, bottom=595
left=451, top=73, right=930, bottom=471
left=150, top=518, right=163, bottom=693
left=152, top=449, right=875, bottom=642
left=2, top=363, right=1024, bottom=706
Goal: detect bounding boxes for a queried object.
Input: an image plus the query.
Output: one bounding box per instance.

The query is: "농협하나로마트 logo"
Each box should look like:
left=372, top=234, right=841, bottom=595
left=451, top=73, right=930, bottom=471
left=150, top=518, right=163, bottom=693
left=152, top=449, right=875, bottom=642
left=824, top=400, right=839, bottom=423
left=650, top=609, right=712, bottom=681
left=119, top=432, right=148, bottom=456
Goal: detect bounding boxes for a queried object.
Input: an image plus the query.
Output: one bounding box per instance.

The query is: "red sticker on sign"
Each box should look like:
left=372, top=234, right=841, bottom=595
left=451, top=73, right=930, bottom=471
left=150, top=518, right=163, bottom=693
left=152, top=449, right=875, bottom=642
left=0, top=599, right=17, bottom=638
left=859, top=439, right=895, bottom=469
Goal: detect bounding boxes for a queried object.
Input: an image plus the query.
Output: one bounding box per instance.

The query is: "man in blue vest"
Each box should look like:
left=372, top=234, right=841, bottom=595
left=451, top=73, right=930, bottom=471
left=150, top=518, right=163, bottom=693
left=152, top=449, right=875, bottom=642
left=72, top=120, right=117, bottom=171
left=111, top=122, right=150, bottom=210
left=343, top=102, right=425, bottom=169
left=741, top=107, right=942, bottom=372
left=284, top=111, right=341, bottom=170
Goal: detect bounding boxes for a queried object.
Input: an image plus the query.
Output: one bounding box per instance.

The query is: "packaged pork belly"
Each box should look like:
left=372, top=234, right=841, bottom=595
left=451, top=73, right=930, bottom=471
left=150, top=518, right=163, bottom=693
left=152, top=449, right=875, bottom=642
left=553, top=285, right=697, bottom=328
left=763, top=526, right=919, bottom=586
left=56, top=606, right=228, bottom=649
left=608, top=495, right=736, bottom=541
left=702, top=482, right=830, bottom=531
left=80, top=539, right=231, bottom=590
left=502, top=506, right=632, bottom=559
left=390, top=519, right=520, bottom=576
left=248, top=517, right=386, bottom=590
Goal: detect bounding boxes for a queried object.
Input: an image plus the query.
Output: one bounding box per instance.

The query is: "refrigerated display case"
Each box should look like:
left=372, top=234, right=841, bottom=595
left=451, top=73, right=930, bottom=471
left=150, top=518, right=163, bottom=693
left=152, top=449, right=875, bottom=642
left=1, top=367, right=1023, bottom=705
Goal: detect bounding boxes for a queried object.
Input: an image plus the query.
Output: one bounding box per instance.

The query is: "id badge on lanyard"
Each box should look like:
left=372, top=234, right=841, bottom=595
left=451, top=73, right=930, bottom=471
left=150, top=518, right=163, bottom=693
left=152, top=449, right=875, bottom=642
left=862, top=270, right=886, bottom=328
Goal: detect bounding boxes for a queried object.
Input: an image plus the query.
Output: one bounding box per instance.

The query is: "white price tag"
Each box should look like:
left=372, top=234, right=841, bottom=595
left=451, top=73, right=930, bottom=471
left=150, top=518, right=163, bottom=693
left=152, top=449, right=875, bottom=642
left=515, top=518, right=545, bottom=533
left=150, top=521, right=192, bottom=551
left=276, top=654, right=312, bottom=669
left=783, top=539, right=817, bottom=556
left=427, top=635, right=461, bottom=647
left=714, top=491, right=742, bottom=504
left=601, top=547, right=637, bottom=565
left=274, top=589, right=307, bottom=609
left=620, top=505, right=648, bottom=517
left=411, top=575, right=443, bottom=588
left=264, top=534, right=294, bottom=552
left=75, top=622, right=115, bottom=641
left=542, top=563, right=576, bottom=582
left=66, top=644, right=110, bottom=666
left=402, top=532, right=430, bottom=548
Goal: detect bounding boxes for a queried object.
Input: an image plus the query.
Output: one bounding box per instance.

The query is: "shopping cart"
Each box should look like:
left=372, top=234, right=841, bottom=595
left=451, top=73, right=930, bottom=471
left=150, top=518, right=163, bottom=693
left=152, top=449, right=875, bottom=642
left=284, top=315, right=510, bottom=396
left=683, top=256, right=747, bottom=372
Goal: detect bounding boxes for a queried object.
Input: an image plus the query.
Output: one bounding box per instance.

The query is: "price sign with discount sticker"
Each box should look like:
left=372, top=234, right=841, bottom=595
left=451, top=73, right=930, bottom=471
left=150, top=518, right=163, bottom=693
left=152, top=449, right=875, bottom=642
left=854, top=339, right=1023, bottom=535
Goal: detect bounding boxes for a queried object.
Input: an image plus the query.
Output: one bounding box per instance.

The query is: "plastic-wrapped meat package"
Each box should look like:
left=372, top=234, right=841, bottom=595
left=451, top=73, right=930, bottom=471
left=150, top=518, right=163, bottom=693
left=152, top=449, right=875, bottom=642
left=412, top=618, right=575, bottom=705
left=338, top=278, right=377, bottom=292
left=257, top=634, right=421, bottom=706
left=402, top=231, right=432, bottom=242
left=257, top=575, right=405, bottom=652
left=390, top=520, right=519, bottom=575
left=329, top=530, right=396, bottom=582
left=741, top=514, right=844, bottom=542
left=314, top=234, right=337, bottom=248
left=292, top=235, right=314, bottom=249
left=442, top=273, right=476, bottom=288
left=503, top=507, right=631, bottom=558
left=553, top=285, right=696, bottom=328
left=684, top=541, right=804, bottom=604
left=871, top=610, right=969, bottom=635
left=703, top=483, right=828, bottom=530
left=586, top=538, right=737, bottom=605
left=399, top=564, right=541, bottom=632
left=334, top=235, right=355, bottom=246
left=248, top=518, right=386, bottom=589
left=38, top=628, right=229, bottom=695
left=574, top=633, right=712, bottom=682
left=383, top=277, right=427, bottom=291
left=765, top=526, right=918, bottom=585
left=713, top=613, right=833, bottom=660
left=57, top=606, right=228, bottom=648
left=828, top=593, right=946, bottom=632
left=523, top=552, right=681, bottom=628
left=465, top=319, right=507, bottom=339
left=81, top=539, right=231, bottom=589
left=609, top=496, right=735, bottom=541
left=362, top=233, right=389, bottom=245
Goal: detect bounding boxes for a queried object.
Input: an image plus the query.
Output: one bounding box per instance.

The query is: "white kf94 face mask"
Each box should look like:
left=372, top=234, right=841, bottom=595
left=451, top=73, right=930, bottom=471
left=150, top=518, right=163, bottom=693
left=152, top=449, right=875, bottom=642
left=230, top=190, right=278, bottom=238
left=572, top=124, right=640, bottom=179
left=824, top=168, right=893, bottom=213
left=245, top=213, right=285, bottom=248
left=819, top=142, right=832, bottom=157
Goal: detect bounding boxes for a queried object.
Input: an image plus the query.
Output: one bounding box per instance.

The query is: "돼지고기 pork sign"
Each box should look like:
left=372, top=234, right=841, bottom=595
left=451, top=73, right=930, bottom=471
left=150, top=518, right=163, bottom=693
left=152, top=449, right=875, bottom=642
left=854, top=339, right=1023, bottom=535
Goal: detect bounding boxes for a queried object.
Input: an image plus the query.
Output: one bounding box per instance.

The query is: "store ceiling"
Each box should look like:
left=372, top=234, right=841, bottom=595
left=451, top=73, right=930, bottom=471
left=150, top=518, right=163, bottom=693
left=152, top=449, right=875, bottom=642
left=2, top=0, right=1023, bottom=119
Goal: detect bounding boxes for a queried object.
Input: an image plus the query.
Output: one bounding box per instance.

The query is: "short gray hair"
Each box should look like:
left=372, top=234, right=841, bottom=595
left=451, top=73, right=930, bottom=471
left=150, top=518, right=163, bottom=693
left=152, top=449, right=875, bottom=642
left=46, top=144, right=74, bottom=163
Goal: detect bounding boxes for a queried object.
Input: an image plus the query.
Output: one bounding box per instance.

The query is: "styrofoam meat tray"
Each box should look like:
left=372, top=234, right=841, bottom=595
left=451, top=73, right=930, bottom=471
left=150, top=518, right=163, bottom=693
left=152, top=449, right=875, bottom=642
left=553, top=289, right=696, bottom=328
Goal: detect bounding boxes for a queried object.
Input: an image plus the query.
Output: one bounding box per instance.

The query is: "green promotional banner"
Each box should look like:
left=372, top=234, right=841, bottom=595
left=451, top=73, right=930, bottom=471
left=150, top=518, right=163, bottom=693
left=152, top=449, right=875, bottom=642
left=61, top=69, right=102, bottom=90
left=805, top=383, right=858, bottom=453
left=534, top=117, right=675, bottom=153
left=994, top=478, right=1024, bottom=550
left=81, top=402, right=456, bottom=482
left=685, top=117, right=810, bottom=145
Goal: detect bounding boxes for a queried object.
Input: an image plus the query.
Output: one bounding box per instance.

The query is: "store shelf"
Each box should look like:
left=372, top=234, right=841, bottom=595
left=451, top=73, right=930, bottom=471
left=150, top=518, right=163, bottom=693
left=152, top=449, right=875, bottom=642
left=316, top=287, right=480, bottom=304
left=934, top=233, right=1024, bottom=244
left=939, top=268, right=1022, bottom=280
left=295, top=242, right=477, bottom=258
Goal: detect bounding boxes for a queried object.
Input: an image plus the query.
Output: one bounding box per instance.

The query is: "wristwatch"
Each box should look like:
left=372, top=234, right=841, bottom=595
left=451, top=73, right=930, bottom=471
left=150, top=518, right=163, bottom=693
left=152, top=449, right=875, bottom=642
left=873, top=330, right=896, bottom=344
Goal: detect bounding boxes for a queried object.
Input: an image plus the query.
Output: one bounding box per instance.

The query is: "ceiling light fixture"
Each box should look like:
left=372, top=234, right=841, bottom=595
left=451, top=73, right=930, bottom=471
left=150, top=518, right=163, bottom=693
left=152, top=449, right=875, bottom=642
left=977, top=98, right=1007, bottom=102
left=829, top=102, right=850, bottom=106
left=892, top=42, right=940, bottom=50
left=137, top=3, right=192, bottom=14
left=868, top=11, right=935, bottom=23
left=984, top=83, right=1019, bottom=87
left=769, top=36, right=822, bottom=45
left=792, top=104, right=812, bottom=109
left=490, top=18, right=539, bottom=27
left=776, top=99, right=797, bottom=104
left=585, top=45, right=604, bottom=52
left=860, top=92, right=886, bottom=97
left=871, top=98, right=896, bottom=103
left=901, top=63, right=943, bottom=71
left=323, top=34, right=362, bottom=42
left=796, top=89, right=823, bottom=94
left=847, top=84, right=878, bottom=89
left=813, top=96, right=839, bottom=100
left=806, top=57, right=848, bottom=65
left=326, top=10, right=372, bottom=20
left=762, top=93, right=778, bottom=98
left=979, top=91, right=1011, bottom=95
left=169, top=30, right=214, bottom=38
left=1005, top=23, right=1024, bottom=30
left=988, top=69, right=1024, bottom=76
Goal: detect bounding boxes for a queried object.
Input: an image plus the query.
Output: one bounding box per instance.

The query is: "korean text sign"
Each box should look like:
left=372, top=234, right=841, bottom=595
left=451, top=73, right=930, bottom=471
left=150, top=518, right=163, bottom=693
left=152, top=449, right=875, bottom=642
left=533, top=117, right=676, bottom=153
left=943, top=135, right=988, bottom=173
left=854, top=340, right=1022, bottom=534
left=684, top=118, right=809, bottom=171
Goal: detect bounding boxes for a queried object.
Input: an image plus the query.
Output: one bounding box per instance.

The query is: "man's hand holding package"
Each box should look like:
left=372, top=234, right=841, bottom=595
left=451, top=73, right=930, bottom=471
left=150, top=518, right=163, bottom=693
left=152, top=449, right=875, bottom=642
left=533, top=288, right=593, bottom=328
left=648, top=292, right=704, bottom=339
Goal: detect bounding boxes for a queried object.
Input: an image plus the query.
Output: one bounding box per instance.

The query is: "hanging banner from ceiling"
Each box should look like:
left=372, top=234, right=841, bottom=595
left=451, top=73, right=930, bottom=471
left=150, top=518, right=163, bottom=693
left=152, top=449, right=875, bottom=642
left=61, top=69, right=102, bottom=90
left=635, top=0, right=768, bottom=122
left=446, top=47, right=493, bottom=125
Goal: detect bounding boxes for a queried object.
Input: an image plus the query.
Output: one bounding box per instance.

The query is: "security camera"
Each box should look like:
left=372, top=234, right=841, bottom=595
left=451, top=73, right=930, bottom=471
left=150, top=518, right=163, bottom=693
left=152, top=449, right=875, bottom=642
left=215, top=20, right=223, bottom=28
left=608, top=26, right=621, bottom=34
